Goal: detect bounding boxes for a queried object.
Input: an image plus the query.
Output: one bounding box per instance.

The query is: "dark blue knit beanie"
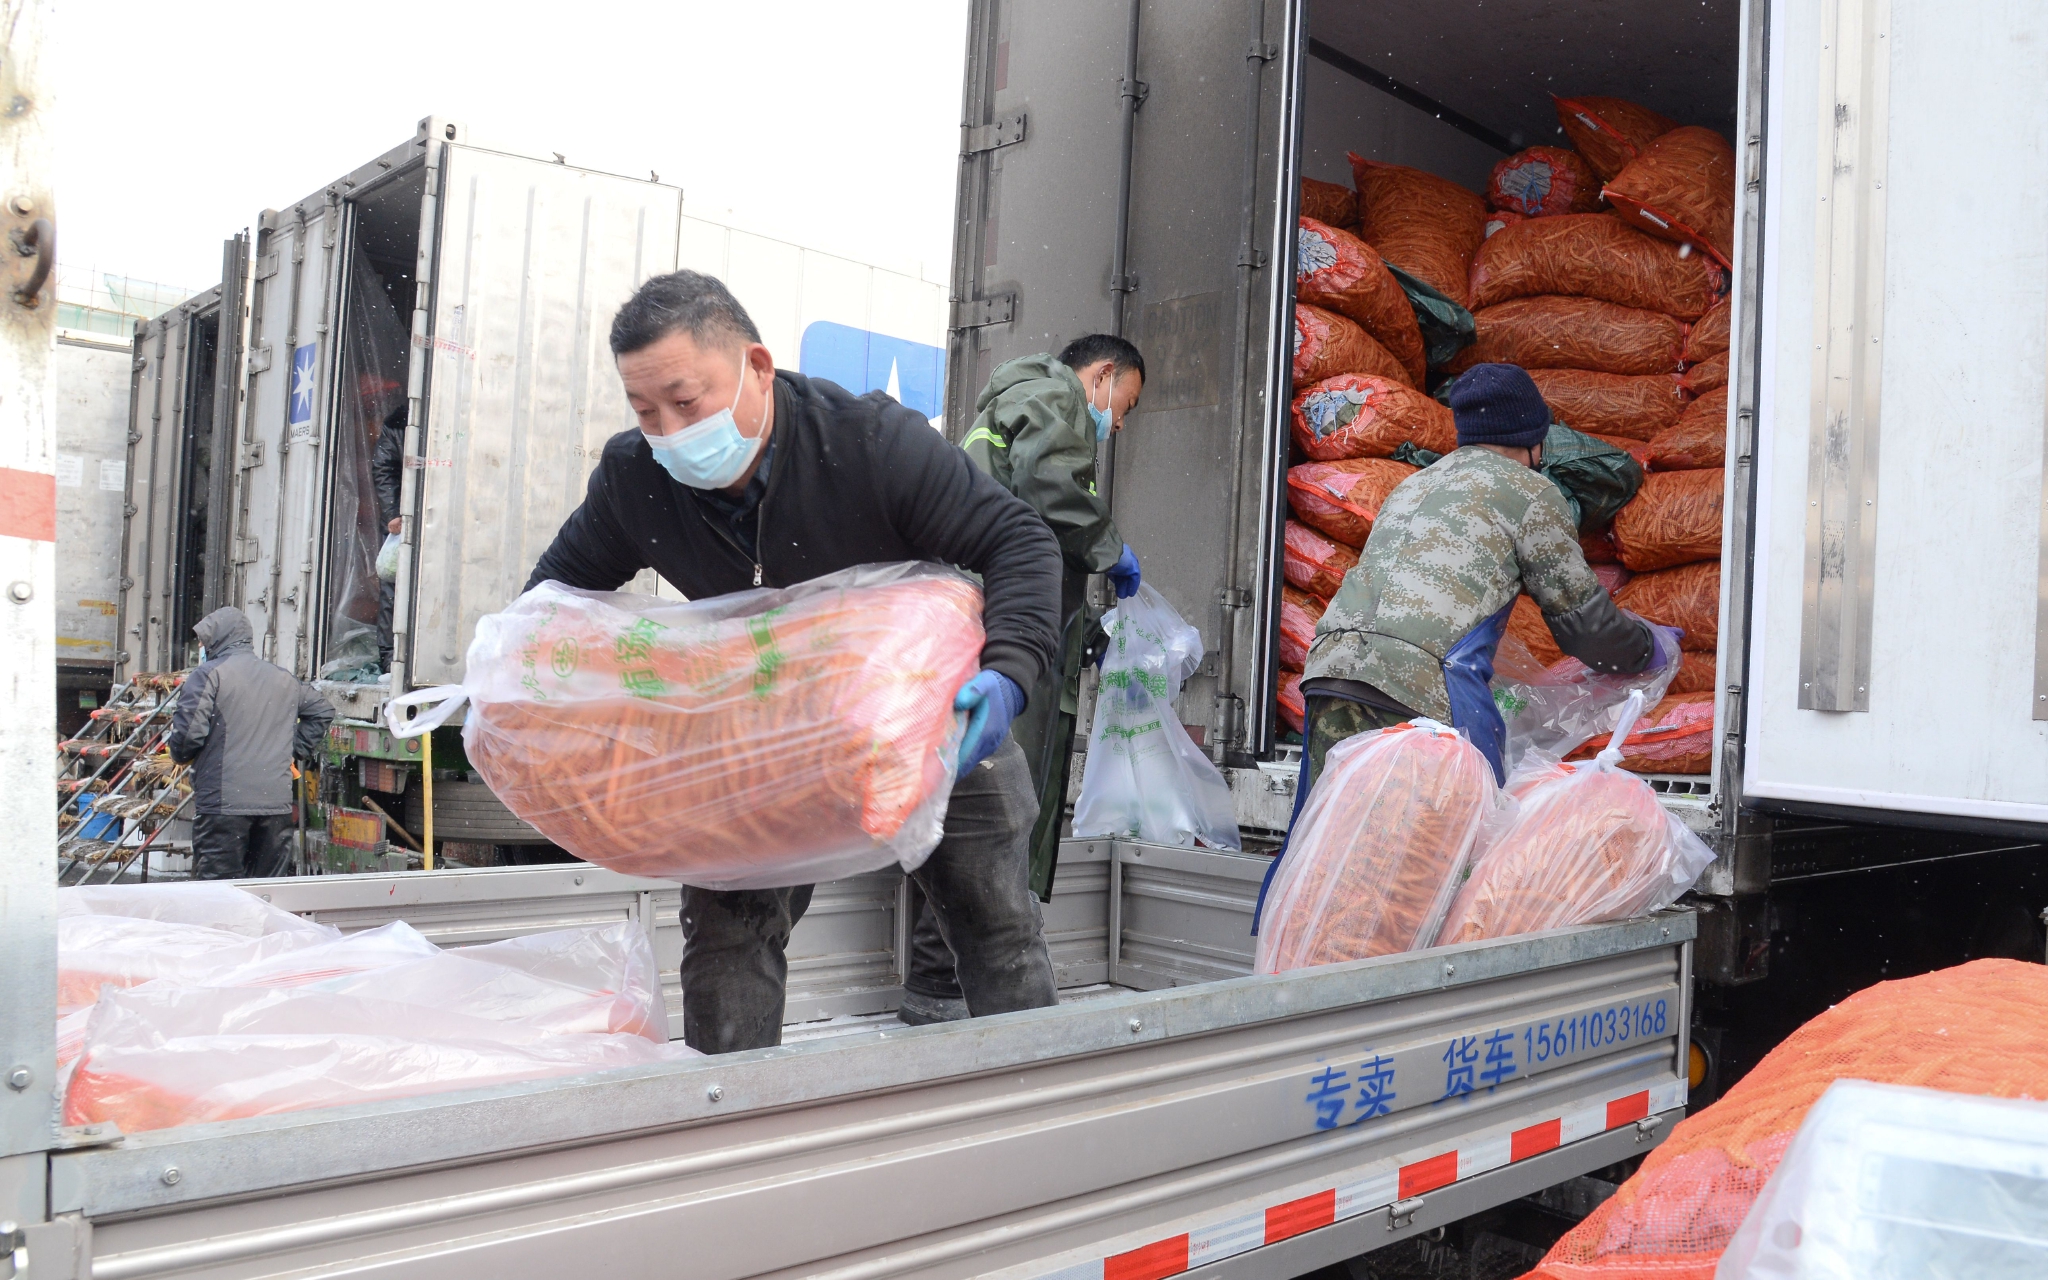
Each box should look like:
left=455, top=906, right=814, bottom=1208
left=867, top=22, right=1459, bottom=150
left=1448, top=363, right=1551, bottom=449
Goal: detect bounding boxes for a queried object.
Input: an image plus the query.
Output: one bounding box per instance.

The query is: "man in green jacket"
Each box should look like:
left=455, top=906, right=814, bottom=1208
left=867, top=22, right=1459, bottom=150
left=898, top=334, right=1145, bottom=1025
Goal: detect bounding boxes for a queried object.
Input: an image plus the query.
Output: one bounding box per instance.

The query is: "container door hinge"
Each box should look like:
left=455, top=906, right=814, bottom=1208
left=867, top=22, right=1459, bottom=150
left=951, top=295, right=1015, bottom=330
left=1247, top=41, right=1279, bottom=61
left=1735, top=410, right=1754, bottom=463
left=1110, top=272, right=1141, bottom=294
left=1745, top=136, right=1762, bottom=192
left=1217, top=587, right=1251, bottom=608
left=1120, top=78, right=1150, bottom=109
left=964, top=113, right=1027, bottom=155
left=1236, top=249, right=1268, bottom=269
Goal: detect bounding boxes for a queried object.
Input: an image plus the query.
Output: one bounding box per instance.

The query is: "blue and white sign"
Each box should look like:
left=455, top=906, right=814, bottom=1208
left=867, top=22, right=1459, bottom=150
left=288, top=343, right=318, bottom=429
left=798, top=322, right=946, bottom=423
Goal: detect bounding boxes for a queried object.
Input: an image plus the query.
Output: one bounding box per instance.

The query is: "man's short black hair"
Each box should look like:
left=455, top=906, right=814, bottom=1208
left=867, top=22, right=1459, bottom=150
left=1057, top=333, right=1146, bottom=384
left=609, top=270, right=763, bottom=357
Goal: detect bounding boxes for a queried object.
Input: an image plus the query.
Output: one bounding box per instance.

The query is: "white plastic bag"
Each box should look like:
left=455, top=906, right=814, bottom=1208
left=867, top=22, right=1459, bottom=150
left=56, top=912, right=341, bottom=1013
left=1072, top=585, right=1241, bottom=850
left=375, top=532, right=402, bottom=582
left=1491, top=614, right=1683, bottom=772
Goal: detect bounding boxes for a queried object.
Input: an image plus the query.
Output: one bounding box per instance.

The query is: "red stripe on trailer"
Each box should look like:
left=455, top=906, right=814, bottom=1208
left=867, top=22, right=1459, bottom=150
left=1511, top=1118, right=1562, bottom=1161
left=1104, top=1234, right=1190, bottom=1280
left=1264, top=1188, right=1336, bottom=1243
left=0, top=467, right=56, bottom=542
left=1398, top=1150, right=1459, bottom=1198
left=1606, top=1090, right=1650, bottom=1129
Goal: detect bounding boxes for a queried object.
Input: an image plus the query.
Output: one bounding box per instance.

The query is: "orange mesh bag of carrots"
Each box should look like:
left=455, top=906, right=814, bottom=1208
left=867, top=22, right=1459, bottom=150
left=1489, top=146, right=1604, bottom=218
left=1295, top=217, right=1427, bottom=383
left=1293, top=303, right=1411, bottom=387
left=1277, top=670, right=1306, bottom=735
left=1683, top=295, right=1731, bottom=363
left=1484, top=210, right=1525, bottom=240
left=1612, top=469, right=1723, bottom=570
left=1469, top=214, right=1723, bottom=318
left=1525, top=959, right=2048, bottom=1280
left=1553, top=94, right=1678, bottom=181
left=1278, top=587, right=1325, bottom=670
left=1450, top=296, right=1686, bottom=376
left=1565, top=690, right=1715, bottom=773
left=1285, top=457, right=1416, bottom=548
left=1590, top=433, right=1655, bottom=469
left=1680, top=349, right=1729, bottom=394
left=1666, top=649, right=1716, bottom=694
left=1256, top=721, right=1497, bottom=972
left=1507, top=594, right=1567, bottom=668
left=1283, top=520, right=1358, bottom=598
left=1347, top=153, right=1487, bottom=306
left=1614, top=560, right=1719, bottom=651
left=1581, top=526, right=1622, bottom=565
left=1602, top=126, right=1737, bottom=268
left=1300, top=177, right=1358, bottom=230
left=1437, top=692, right=1713, bottom=946
left=386, top=564, right=983, bottom=890
left=1647, top=387, right=1729, bottom=471
left=1530, top=368, right=1689, bottom=440
left=1291, top=374, right=1457, bottom=461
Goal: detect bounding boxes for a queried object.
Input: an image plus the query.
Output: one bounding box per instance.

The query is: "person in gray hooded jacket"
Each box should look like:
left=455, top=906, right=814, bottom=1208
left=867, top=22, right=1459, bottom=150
left=168, top=606, right=336, bottom=879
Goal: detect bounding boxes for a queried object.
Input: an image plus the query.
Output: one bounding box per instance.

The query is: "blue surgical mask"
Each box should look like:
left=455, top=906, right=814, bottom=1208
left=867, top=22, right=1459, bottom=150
left=642, top=358, right=764, bottom=489
left=1086, top=376, right=1113, bottom=441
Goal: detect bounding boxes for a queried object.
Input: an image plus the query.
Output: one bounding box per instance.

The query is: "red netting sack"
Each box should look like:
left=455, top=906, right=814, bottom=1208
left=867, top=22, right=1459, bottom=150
left=1489, top=146, right=1604, bottom=218
left=1294, top=303, right=1411, bottom=388
left=1530, top=369, right=1689, bottom=441
left=1286, top=457, right=1417, bottom=548
left=1291, top=374, right=1458, bottom=461
left=1680, top=350, right=1729, bottom=395
left=1283, top=520, right=1358, bottom=598
left=1279, top=587, right=1326, bottom=671
left=1647, top=388, right=1729, bottom=471
left=1277, top=670, right=1305, bottom=735
left=1507, top=594, right=1567, bottom=668
left=1591, top=563, right=1632, bottom=595
left=1301, top=177, right=1358, bottom=231
left=1255, top=721, right=1497, bottom=972
left=1666, top=649, right=1716, bottom=694
left=1450, top=296, right=1686, bottom=377
left=1602, top=126, right=1737, bottom=268
left=1565, top=690, right=1714, bottom=773
left=1296, top=217, right=1428, bottom=383
left=1348, top=153, right=1488, bottom=307
left=1553, top=95, right=1679, bottom=182
left=1612, top=470, right=1723, bottom=570
left=447, top=564, right=983, bottom=890
left=1581, top=526, right=1621, bottom=565
left=1525, top=959, right=2048, bottom=1280
left=1614, top=561, right=1719, bottom=652
left=1469, top=215, right=1723, bottom=319
left=1683, top=295, right=1731, bottom=363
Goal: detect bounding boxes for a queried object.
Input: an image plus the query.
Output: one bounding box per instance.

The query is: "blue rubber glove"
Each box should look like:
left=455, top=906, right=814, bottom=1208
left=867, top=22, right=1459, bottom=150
left=1107, top=544, right=1141, bottom=599
left=953, top=670, right=1025, bottom=778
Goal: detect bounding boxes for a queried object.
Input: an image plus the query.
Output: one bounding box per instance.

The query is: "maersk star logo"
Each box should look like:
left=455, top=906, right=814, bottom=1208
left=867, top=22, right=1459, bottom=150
left=288, top=343, right=317, bottom=428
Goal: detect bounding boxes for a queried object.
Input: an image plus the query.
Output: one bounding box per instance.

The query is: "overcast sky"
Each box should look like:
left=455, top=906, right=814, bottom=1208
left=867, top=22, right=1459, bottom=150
left=53, top=0, right=970, bottom=294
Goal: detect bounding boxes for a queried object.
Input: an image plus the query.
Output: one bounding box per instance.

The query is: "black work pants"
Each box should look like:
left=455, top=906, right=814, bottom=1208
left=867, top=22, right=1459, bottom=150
left=193, top=813, right=294, bottom=880
left=678, top=738, right=1058, bottom=1054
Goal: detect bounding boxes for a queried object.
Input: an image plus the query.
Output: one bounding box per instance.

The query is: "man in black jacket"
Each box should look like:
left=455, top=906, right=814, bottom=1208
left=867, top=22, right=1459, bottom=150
left=525, top=270, right=1066, bottom=1054
left=371, top=404, right=406, bottom=672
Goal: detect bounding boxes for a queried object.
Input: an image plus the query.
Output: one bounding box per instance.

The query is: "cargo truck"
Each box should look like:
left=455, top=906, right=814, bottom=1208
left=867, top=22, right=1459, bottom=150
left=51, top=332, right=133, bottom=734
left=5, top=0, right=2043, bottom=1277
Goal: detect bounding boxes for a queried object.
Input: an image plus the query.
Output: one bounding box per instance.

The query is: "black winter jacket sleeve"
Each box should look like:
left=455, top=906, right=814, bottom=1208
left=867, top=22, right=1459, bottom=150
left=372, top=407, right=406, bottom=527
left=525, top=372, right=1063, bottom=695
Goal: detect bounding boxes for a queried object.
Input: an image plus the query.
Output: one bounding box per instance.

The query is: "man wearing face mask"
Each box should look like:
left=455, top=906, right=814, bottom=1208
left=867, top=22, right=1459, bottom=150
left=525, top=270, right=1065, bottom=1054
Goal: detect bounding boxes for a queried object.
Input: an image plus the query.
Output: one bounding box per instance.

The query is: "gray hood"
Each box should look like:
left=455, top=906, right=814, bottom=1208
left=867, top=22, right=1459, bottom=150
left=192, top=606, right=254, bottom=655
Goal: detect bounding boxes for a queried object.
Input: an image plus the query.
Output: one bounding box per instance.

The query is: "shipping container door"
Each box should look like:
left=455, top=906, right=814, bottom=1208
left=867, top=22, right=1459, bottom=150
left=948, top=0, right=1292, bottom=759
left=1744, top=0, right=2048, bottom=826
left=403, top=148, right=681, bottom=688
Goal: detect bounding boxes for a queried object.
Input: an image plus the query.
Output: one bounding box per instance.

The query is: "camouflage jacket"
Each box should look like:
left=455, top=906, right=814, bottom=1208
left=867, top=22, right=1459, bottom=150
left=1304, top=446, right=1647, bottom=721
left=961, top=354, right=1124, bottom=577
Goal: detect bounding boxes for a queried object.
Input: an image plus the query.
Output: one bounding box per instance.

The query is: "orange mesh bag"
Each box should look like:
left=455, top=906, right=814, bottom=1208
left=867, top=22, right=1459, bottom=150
left=1530, top=369, right=1689, bottom=440
left=1581, top=526, right=1621, bottom=565
left=1526, top=959, right=2048, bottom=1280
left=1286, top=457, right=1417, bottom=548
left=1647, top=388, right=1729, bottom=471
left=1450, top=296, right=1686, bottom=377
left=1283, top=520, right=1358, bottom=598
left=1293, top=303, right=1411, bottom=388
left=1436, top=694, right=1714, bottom=946
left=1507, top=594, right=1567, bottom=669
left=416, top=564, right=983, bottom=891
left=1666, top=649, right=1716, bottom=694
left=1296, top=217, right=1427, bottom=383
left=1469, top=215, right=1723, bottom=319
left=1612, top=470, right=1723, bottom=570
left=1484, top=210, right=1526, bottom=240
left=1301, top=177, right=1358, bottom=230
left=1602, top=126, right=1737, bottom=268
left=1680, top=350, right=1729, bottom=395
left=1614, top=561, right=1719, bottom=652
left=1489, top=146, right=1604, bottom=218
left=1278, top=587, right=1326, bottom=671
left=1347, top=153, right=1487, bottom=306
left=1277, top=671, right=1306, bottom=735
left=1291, top=374, right=1458, bottom=461
left=1565, top=690, right=1714, bottom=773
left=1256, top=721, right=1497, bottom=971
left=1553, top=94, right=1679, bottom=182
left=1683, top=295, right=1731, bottom=363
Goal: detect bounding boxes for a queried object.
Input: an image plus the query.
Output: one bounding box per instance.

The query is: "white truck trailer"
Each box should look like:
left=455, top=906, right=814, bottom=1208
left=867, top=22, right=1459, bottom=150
left=51, top=332, right=133, bottom=732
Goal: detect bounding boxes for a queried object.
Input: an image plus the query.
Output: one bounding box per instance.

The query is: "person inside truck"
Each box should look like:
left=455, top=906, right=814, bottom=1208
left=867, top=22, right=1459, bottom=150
left=523, top=269, right=1066, bottom=1054
left=370, top=404, right=406, bottom=672
left=1295, top=362, right=1671, bottom=794
left=874, top=334, right=1151, bottom=1026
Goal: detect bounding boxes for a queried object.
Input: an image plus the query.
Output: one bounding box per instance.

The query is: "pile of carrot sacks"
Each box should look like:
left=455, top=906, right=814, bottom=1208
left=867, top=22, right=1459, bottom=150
left=1284, top=94, right=1734, bottom=775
